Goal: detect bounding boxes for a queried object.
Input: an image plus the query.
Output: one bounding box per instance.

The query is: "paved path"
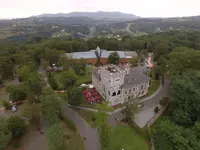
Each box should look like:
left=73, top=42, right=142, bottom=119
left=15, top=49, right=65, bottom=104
left=61, top=104, right=101, bottom=150
left=108, top=79, right=171, bottom=127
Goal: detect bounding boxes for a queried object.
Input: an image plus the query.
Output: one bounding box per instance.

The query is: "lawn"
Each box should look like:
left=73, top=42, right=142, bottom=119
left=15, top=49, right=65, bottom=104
left=61, top=121, right=85, bottom=150
left=75, top=109, right=108, bottom=128
left=81, top=98, right=113, bottom=112
left=108, top=124, right=149, bottom=150
left=147, top=80, right=160, bottom=96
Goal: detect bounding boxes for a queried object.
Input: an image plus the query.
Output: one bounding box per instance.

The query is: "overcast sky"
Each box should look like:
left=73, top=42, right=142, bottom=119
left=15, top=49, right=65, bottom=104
left=0, top=0, right=200, bottom=18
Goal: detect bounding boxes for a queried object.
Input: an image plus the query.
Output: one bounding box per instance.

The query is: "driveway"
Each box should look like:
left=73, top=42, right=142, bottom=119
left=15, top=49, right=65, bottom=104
left=108, top=79, right=171, bottom=127
left=61, top=104, right=101, bottom=150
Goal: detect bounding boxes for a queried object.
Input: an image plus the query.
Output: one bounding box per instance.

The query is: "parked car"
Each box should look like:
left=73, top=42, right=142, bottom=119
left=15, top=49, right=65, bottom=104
left=12, top=105, right=17, bottom=112
left=137, top=103, right=144, bottom=108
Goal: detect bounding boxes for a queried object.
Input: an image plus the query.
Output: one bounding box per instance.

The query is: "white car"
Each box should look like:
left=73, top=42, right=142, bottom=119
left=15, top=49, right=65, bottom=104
left=12, top=105, right=17, bottom=112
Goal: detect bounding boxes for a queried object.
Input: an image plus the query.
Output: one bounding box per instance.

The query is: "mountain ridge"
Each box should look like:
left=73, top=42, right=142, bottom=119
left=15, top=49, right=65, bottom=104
left=35, top=11, right=139, bottom=20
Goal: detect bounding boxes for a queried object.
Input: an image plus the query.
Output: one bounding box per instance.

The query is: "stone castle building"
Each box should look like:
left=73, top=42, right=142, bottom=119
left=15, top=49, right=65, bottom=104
left=92, top=64, right=150, bottom=106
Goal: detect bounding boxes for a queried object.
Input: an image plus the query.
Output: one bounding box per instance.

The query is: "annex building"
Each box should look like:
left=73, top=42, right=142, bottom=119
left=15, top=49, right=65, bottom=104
left=65, top=46, right=138, bottom=65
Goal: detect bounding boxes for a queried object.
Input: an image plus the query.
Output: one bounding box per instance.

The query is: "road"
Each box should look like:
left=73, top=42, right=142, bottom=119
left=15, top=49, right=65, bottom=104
left=61, top=104, right=101, bottom=150
left=125, top=23, right=135, bottom=35
left=108, top=79, right=171, bottom=127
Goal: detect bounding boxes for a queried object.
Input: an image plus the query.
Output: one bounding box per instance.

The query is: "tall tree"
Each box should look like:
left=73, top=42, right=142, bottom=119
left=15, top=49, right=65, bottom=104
left=22, top=104, right=41, bottom=126
left=41, top=95, right=61, bottom=127
left=0, top=117, right=11, bottom=150
left=60, top=68, right=78, bottom=89
left=26, top=72, right=42, bottom=103
left=7, top=116, right=26, bottom=139
left=121, top=99, right=137, bottom=123
left=108, top=52, right=120, bottom=65
left=68, top=87, right=83, bottom=106
left=46, top=124, right=66, bottom=150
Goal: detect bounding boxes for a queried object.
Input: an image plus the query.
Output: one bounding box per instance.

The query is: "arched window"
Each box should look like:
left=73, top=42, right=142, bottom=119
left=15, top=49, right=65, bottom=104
left=117, top=90, right=121, bottom=95
left=112, top=92, right=116, bottom=96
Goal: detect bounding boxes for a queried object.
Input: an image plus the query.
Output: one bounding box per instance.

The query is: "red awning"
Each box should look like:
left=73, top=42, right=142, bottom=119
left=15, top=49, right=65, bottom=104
left=85, top=93, right=91, bottom=98
left=87, top=97, right=95, bottom=102
left=94, top=96, right=100, bottom=100
left=92, top=92, right=98, bottom=96
left=89, top=89, right=95, bottom=93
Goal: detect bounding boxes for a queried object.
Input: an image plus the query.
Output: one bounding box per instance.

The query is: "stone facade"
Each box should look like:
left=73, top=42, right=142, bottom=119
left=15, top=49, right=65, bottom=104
left=92, top=64, right=150, bottom=106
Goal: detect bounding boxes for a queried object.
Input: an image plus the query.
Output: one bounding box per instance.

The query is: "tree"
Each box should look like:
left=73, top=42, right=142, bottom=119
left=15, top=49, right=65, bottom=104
left=68, top=87, right=83, bottom=106
left=7, top=116, right=26, bottom=139
left=48, top=74, right=58, bottom=90
left=99, top=122, right=109, bottom=150
left=7, top=85, right=26, bottom=102
left=15, top=65, right=31, bottom=82
left=60, top=68, right=78, bottom=89
left=94, top=46, right=102, bottom=66
left=43, top=48, right=61, bottom=65
left=0, top=117, right=11, bottom=150
left=46, top=124, right=66, bottom=150
left=22, top=104, right=41, bottom=126
left=153, top=42, right=170, bottom=61
left=130, top=56, right=138, bottom=67
left=26, top=72, right=42, bottom=103
left=121, top=99, right=137, bottom=123
left=171, top=71, right=200, bottom=127
left=108, top=52, right=120, bottom=65
left=40, top=58, right=49, bottom=69
left=41, top=95, right=61, bottom=127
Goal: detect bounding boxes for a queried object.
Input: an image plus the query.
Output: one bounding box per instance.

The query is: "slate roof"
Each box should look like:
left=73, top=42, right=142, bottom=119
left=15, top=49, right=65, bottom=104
left=122, top=67, right=150, bottom=89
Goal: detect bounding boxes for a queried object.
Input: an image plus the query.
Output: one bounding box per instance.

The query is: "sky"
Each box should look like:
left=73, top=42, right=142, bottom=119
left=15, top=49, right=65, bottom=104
left=0, top=0, right=200, bottom=18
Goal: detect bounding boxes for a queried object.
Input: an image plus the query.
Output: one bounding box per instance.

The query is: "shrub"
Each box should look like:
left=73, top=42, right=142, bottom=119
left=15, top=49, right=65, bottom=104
left=7, top=116, right=26, bottom=139
left=2, top=100, right=10, bottom=109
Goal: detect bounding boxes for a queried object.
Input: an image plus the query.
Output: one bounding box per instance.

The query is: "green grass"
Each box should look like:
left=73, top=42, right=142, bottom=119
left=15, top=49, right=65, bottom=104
left=108, top=124, right=149, bottom=150
left=75, top=109, right=108, bottom=128
left=147, top=80, right=160, bottom=96
left=81, top=98, right=113, bottom=112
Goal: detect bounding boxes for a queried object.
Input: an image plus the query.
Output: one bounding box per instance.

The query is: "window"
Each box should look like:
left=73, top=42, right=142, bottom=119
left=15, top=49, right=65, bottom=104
left=117, top=90, right=121, bottom=95
left=109, top=80, right=111, bottom=83
left=128, top=95, right=131, bottom=100
left=125, top=90, right=127, bottom=94
left=141, top=85, right=144, bottom=89
left=116, top=79, right=120, bottom=82
left=112, top=92, right=116, bottom=96
left=133, top=88, right=135, bottom=91
left=129, top=89, right=131, bottom=94
left=108, top=91, right=110, bottom=95
left=141, top=91, right=144, bottom=95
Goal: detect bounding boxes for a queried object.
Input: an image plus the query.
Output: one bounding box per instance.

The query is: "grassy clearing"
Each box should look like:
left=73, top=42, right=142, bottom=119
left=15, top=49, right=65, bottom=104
left=81, top=98, right=113, bottom=112
left=75, top=109, right=108, bottom=128
left=61, top=121, right=85, bottom=150
left=147, top=80, right=160, bottom=96
left=108, top=124, right=149, bottom=150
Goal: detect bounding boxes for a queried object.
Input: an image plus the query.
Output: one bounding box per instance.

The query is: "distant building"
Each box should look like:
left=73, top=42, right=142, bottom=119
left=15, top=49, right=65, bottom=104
left=92, top=64, right=150, bottom=107
left=65, top=46, right=138, bottom=65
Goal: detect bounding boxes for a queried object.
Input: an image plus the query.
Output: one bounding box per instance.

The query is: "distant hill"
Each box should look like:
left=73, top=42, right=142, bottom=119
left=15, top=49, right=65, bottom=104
left=36, top=11, right=139, bottom=20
